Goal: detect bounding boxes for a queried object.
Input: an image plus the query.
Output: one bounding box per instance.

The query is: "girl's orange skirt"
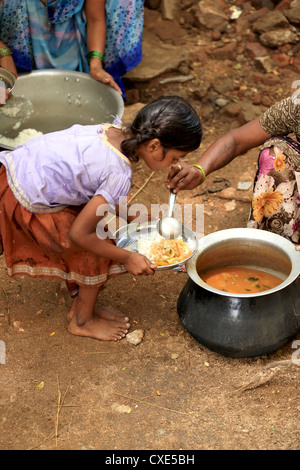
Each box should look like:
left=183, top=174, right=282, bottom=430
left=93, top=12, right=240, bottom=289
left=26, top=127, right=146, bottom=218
left=0, top=166, right=125, bottom=296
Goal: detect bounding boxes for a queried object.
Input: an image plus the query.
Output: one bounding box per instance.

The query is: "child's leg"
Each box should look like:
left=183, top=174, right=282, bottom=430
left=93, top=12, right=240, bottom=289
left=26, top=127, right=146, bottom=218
left=68, top=285, right=130, bottom=341
left=66, top=295, right=129, bottom=323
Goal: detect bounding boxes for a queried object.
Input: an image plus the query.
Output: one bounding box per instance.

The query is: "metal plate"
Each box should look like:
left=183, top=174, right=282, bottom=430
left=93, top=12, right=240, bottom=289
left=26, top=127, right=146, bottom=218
left=0, top=69, right=124, bottom=150
left=114, top=221, right=199, bottom=271
left=0, top=67, right=16, bottom=91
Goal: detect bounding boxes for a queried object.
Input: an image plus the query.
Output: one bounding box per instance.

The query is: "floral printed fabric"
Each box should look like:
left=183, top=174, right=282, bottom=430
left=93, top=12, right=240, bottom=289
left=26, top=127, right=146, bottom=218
left=247, top=136, right=300, bottom=245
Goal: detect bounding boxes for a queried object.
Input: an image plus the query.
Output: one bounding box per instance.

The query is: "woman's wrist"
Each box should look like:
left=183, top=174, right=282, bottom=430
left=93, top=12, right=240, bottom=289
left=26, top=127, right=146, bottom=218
left=191, top=164, right=206, bottom=183
left=87, top=50, right=104, bottom=65
left=0, top=46, right=12, bottom=58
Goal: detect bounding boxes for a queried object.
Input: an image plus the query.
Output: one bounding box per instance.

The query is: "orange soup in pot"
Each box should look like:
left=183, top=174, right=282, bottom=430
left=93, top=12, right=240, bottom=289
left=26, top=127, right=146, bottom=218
left=200, top=266, right=283, bottom=294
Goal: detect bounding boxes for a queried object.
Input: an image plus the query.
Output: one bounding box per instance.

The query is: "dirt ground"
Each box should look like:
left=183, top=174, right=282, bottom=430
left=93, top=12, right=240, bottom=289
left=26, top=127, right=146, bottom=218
left=1, top=3, right=300, bottom=451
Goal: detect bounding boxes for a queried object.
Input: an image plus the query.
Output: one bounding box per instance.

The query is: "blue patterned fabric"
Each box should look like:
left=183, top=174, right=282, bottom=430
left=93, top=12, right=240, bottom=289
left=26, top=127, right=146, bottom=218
left=0, top=0, right=144, bottom=90
left=0, top=0, right=87, bottom=72
left=104, top=0, right=144, bottom=92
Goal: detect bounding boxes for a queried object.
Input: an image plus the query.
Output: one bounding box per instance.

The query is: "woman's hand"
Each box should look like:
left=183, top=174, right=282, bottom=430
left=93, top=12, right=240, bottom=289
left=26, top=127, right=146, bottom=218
left=89, top=59, right=122, bottom=94
left=167, top=162, right=204, bottom=194
left=123, top=251, right=157, bottom=276
left=0, top=55, right=18, bottom=78
left=0, top=88, right=12, bottom=106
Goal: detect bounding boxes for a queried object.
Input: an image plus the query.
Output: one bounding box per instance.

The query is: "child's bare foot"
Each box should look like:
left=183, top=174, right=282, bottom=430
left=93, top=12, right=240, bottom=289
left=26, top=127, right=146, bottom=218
left=67, top=302, right=129, bottom=323
left=68, top=313, right=130, bottom=341
left=94, top=305, right=129, bottom=323
left=67, top=296, right=78, bottom=322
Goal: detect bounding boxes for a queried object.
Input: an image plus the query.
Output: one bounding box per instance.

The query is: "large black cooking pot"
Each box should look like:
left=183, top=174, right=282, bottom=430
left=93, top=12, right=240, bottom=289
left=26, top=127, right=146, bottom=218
left=177, top=228, right=300, bottom=358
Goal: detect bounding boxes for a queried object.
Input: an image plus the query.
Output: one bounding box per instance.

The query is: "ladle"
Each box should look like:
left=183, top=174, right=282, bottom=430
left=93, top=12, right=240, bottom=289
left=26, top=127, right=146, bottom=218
left=156, top=189, right=182, bottom=239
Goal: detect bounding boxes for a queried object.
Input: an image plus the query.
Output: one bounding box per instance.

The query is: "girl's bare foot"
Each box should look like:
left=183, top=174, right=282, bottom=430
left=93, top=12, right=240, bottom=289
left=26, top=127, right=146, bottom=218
left=67, top=296, right=78, bottom=322
left=68, top=313, right=130, bottom=341
left=67, top=302, right=129, bottom=323
left=94, top=305, right=129, bottom=323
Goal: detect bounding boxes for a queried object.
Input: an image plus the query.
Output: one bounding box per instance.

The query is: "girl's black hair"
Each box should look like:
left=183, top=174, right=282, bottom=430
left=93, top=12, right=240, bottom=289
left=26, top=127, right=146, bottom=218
left=121, top=95, right=202, bottom=161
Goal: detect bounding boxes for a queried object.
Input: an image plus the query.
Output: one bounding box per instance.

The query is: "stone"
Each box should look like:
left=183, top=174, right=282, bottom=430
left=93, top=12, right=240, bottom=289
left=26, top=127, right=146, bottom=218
left=145, top=0, right=161, bottom=9
left=293, top=50, right=300, bottom=72
left=112, top=403, right=132, bottom=414
left=272, top=53, right=291, bottom=67
left=253, top=10, right=290, bottom=33
left=192, top=81, right=211, bottom=100
left=215, top=98, right=228, bottom=107
left=237, top=181, right=253, bottom=190
left=244, top=42, right=269, bottom=59
left=275, top=0, right=292, bottom=10
left=126, top=329, right=145, bottom=345
left=224, top=102, right=242, bottom=117
left=125, top=31, right=189, bottom=82
left=161, top=0, right=177, bottom=20
left=254, top=56, right=274, bottom=72
left=284, top=5, right=300, bottom=24
left=259, top=29, right=298, bottom=47
left=207, top=42, right=238, bottom=60
left=196, top=0, right=229, bottom=32
left=239, top=102, right=264, bottom=123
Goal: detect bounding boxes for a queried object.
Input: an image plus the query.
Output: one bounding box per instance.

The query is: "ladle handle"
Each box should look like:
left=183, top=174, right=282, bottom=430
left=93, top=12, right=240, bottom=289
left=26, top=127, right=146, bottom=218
left=167, top=189, right=177, bottom=218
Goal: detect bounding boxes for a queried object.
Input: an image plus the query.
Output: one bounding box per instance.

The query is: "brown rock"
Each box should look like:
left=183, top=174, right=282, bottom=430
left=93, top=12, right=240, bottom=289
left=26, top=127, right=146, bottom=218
left=284, top=5, right=300, bottom=24
left=259, top=29, right=298, bottom=48
left=275, top=0, right=292, bottom=10
left=253, top=11, right=290, bottom=33
left=196, top=0, right=229, bottom=32
left=207, top=42, right=238, bottom=60
left=252, top=93, right=262, bottom=105
left=224, top=102, right=242, bottom=116
left=244, top=42, right=269, bottom=59
left=272, top=53, right=291, bottom=67
left=293, top=50, right=300, bottom=73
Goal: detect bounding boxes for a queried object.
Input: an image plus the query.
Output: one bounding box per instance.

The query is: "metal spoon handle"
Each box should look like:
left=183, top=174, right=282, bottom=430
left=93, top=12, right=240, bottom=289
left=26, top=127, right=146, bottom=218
left=167, top=189, right=177, bottom=218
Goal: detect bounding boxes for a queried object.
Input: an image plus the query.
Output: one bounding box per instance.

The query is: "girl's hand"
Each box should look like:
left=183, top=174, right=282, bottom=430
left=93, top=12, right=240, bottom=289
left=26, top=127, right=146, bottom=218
left=167, top=162, right=204, bottom=194
left=296, top=245, right=300, bottom=251
left=123, top=252, right=157, bottom=276
left=89, top=59, right=122, bottom=94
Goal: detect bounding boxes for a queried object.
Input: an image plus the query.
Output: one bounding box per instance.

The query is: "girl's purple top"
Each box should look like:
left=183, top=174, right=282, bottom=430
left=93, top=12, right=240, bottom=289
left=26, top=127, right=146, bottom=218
left=0, top=124, right=132, bottom=213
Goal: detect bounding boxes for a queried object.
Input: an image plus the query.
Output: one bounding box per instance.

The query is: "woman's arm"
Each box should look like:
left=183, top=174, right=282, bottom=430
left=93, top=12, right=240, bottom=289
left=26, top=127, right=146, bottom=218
left=0, top=40, right=17, bottom=78
left=84, top=0, right=122, bottom=93
left=69, top=195, right=156, bottom=275
left=168, top=118, right=271, bottom=193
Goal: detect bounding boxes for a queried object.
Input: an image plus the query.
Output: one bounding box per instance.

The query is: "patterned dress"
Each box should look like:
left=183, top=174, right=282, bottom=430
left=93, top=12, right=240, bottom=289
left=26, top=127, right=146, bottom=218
left=247, top=96, right=300, bottom=245
left=0, top=0, right=144, bottom=91
left=0, top=123, right=132, bottom=291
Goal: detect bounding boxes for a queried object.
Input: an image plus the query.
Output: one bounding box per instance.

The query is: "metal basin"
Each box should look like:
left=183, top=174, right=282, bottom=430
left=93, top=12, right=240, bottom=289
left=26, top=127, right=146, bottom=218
left=0, top=70, right=124, bottom=150
left=178, top=228, right=300, bottom=358
left=0, top=67, right=16, bottom=91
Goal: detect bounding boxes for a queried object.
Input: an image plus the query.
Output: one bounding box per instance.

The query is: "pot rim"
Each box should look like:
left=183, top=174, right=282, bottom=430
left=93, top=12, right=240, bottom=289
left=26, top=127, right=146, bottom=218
left=185, top=228, right=300, bottom=298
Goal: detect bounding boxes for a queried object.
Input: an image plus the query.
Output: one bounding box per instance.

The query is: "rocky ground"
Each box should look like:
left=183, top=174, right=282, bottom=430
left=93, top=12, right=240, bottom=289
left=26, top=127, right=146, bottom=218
left=0, top=0, right=300, bottom=451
